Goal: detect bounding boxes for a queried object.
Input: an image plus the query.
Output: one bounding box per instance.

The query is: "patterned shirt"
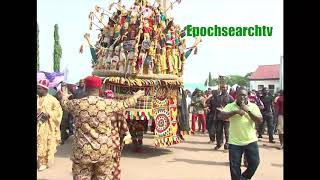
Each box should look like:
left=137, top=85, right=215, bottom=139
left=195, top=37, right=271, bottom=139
left=60, top=95, right=138, bottom=164
left=191, top=96, right=205, bottom=114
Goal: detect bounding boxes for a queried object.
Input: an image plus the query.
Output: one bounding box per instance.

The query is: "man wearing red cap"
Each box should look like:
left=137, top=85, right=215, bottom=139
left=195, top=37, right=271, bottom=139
left=37, top=79, right=63, bottom=171
left=59, top=75, right=144, bottom=180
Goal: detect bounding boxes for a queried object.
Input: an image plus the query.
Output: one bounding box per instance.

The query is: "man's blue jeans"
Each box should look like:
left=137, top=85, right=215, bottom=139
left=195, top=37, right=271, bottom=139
left=229, top=141, right=260, bottom=180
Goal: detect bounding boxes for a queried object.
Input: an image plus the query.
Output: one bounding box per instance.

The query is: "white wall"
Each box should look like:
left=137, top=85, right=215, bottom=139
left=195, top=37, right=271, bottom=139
left=250, top=79, right=280, bottom=92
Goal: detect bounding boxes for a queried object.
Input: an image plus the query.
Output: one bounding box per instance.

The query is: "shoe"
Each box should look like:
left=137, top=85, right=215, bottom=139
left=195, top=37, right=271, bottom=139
left=214, top=144, right=222, bottom=150
left=208, top=140, right=213, bottom=144
left=38, top=165, right=48, bottom=171
left=258, top=135, right=263, bottom=138
left=224, top=143, right=229, bottom=150
left=277, top=145, right=283, bottom=150
left=269, top=140, right=276, bottom=143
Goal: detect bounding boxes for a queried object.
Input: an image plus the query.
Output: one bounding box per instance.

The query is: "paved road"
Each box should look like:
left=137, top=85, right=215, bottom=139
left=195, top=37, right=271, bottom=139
left=38, top=133, right=283, bottom=180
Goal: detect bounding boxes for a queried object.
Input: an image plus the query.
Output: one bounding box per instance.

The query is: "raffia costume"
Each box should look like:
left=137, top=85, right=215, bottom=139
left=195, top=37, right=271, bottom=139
left=37, top=94, right=63, bottom=167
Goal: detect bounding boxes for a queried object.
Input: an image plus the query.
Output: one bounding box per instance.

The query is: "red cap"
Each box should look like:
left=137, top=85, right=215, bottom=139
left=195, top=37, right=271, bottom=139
left=84, top=76, right=102, bottom=89
left=38, top=79, right=49, bottom=89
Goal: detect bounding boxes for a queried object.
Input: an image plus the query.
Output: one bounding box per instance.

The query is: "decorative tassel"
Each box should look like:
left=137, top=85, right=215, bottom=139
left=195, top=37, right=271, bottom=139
left=89, top=22, right=93, bottom=30
left=79, top=44, right=84, bottom=54
left=109, top=2, right=115, bottom=10
left=95, top=5, right=101, bottom=12
left=88, top=12, right=94, bottom=20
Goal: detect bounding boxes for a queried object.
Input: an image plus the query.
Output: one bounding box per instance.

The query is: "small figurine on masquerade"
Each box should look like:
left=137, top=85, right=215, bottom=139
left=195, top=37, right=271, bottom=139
left=105, top=46, right=114, bottom=70
left=119, top=9, right=127, bottom=26
left=110, top=46, right=120, bottom=70
left=101, top=26, right=111, bottom=47
left=111, top=56, right=119, bottom=70
left=128, top=23, right=138, bottom=40
left=114, top=24, right=121, bottom=40
left=166, top=33, right=174, bottom=47
left=108, top=26, right=115, bottom=47
left=126, top=51, right=136, bottom=74
left=120, top=22, right=129, bottom=41
left=142, top=6, right=153, bottom=19
left=145, top=55, right=153, bottom=75
left=95, top=47, right=107, bottom=70
left=142, top=20, right=152, bottom=41
left=166, top=46, right=174, bottom=74
left=118, top=46, right=127, bottom=73
left=160, top=9, right=166, bottom=27
left=151, top=25, right=158, bottom=41
left=160, top=47, right=167, bottom=74
left=160, top=33, right=166, bottom=48
left=154, top=41, right=161, bottom=74
left=172, top=48, right=180, bottom=75
left=153, top=8, right=160, bottom=26
left=137, top=49, right=146, bottom=75
left=130, top=12, right=138, bottom=25
left=147, top=40, right=156, bottom=74
left=82, top=33, right=99, bottom=66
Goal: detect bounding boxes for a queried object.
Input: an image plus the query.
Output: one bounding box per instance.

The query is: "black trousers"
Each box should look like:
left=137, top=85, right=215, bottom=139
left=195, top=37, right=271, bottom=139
left=216, top=120, right=230, bottom=146
left=206, top=112, right=217, bottom=141
left=60, top=112, right=73, bottom=142
left=258, top=114, right=274, bottom=142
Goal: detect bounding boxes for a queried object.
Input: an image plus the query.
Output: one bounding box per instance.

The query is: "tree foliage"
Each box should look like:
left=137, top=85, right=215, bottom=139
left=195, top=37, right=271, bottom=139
left=53, top=24, right=62, bottom=72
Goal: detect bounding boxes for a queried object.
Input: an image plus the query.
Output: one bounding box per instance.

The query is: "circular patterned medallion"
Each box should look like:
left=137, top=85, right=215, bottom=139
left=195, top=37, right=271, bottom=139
left=154, top=109, right=170, bottom=134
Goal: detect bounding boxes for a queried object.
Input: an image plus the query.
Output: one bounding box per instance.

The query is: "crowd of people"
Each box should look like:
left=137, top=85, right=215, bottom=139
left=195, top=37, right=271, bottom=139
left=186, top=86, right=284, bottom=150
left=184, top=86, right=284, bottom=180
left=37, top=76, right=284, bottom=180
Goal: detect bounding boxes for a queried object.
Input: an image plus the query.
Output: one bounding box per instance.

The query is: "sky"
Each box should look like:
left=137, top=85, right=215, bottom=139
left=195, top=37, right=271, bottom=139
left=37, top=0, right=283, bottom=84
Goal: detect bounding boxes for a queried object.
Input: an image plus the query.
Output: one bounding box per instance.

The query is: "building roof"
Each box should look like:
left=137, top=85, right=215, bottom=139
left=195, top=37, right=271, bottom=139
left=249, top=64, right=280, bottom=80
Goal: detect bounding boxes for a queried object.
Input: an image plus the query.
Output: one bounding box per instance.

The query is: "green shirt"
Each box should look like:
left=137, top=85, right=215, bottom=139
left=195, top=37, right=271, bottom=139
left=223, top=102, right=262, bottom=146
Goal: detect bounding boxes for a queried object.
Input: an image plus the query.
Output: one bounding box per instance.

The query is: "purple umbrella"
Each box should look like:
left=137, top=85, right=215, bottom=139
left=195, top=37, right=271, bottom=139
left=37, top=71, right=64, bottom=88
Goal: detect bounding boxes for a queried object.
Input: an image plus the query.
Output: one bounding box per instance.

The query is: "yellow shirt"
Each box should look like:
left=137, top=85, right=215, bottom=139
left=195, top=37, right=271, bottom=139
left=223, top=102, right=261, bottom=146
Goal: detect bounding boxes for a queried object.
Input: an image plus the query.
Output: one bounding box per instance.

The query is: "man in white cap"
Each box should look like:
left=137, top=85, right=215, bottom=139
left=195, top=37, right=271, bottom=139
left=37, top=79, right=63, bottom=171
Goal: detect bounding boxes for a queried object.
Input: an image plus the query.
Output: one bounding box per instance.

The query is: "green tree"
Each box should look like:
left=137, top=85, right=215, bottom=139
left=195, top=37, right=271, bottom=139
left=208, top=72, right=218, bottom=86
left=204, top=72, right=218, bottom=87
left=37, top=23, right=39, bottom=71
left=53, top=24, right=62, bottom=72
left=244, top=72, right=253, bottom=79
left=225, top=75, right=249, bottom=87
left=204, top=79, right=208, bottom=86
left=208, top=72, right=212, bottom=86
